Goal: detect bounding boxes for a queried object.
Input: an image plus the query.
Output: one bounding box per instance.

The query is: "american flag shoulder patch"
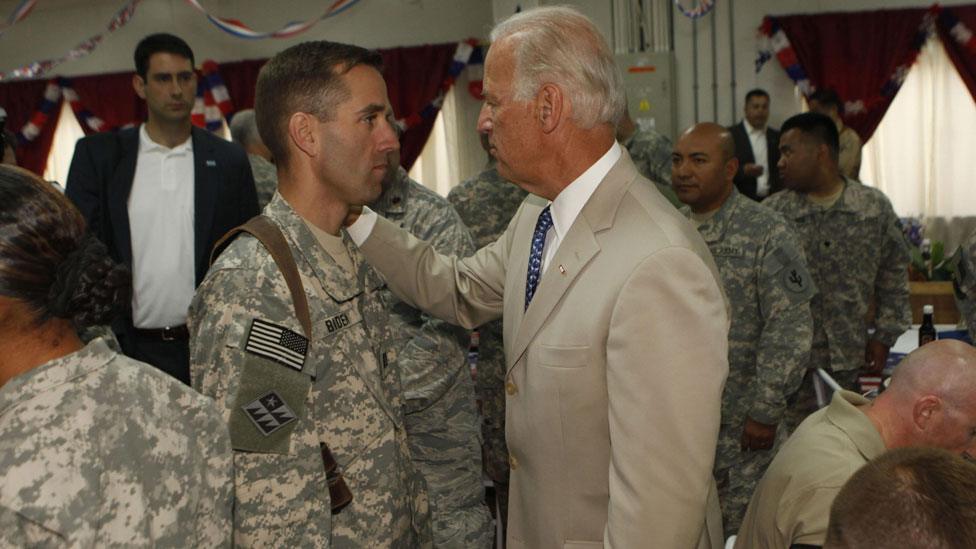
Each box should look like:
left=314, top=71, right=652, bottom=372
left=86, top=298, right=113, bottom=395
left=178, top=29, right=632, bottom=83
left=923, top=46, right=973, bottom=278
left=245, top=318, right=308, bottom=372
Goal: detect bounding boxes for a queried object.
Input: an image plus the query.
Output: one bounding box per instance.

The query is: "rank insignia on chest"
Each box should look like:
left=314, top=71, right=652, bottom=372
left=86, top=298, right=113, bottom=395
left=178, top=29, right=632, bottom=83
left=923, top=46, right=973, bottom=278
left=242, top=390, right=297, bottom=436
left=245, top=318, right=308, bottom=371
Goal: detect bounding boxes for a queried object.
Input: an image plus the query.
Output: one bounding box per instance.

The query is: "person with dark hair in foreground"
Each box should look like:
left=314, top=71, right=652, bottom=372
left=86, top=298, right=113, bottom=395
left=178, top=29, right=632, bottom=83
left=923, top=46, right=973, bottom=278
left=808, top=89, right=862, bottom=180
left=0, top=165, right=233, bottom=546
left=766, top=111, right=910, bottom=433
left=825, top=447, right=976, bottom=549
left=736, top=339, right=976, bottom=548
left=65, top=32, right=258, bottom=385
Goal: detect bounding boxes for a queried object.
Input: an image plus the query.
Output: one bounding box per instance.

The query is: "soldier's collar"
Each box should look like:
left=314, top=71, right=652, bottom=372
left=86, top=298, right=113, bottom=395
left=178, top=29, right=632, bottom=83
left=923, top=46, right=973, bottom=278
left=696, top=188, right=741, bottom=243
left=0, top=338, right=114, bottom=417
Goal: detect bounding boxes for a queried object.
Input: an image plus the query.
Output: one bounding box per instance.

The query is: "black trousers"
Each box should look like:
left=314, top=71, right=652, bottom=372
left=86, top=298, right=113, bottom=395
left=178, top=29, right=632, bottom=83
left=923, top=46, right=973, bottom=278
left=118, top=328, right=191, bottom=385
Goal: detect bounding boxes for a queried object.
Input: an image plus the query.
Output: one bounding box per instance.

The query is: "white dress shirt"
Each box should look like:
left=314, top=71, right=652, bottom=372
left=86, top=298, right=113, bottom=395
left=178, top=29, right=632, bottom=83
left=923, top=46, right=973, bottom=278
left=348, top=143, right=622, bottom=275
left=539, top=142, right=620, bottom=273
left=128, top=125, right=196, bottom=328
left=746, top=121, right=770, bottom=198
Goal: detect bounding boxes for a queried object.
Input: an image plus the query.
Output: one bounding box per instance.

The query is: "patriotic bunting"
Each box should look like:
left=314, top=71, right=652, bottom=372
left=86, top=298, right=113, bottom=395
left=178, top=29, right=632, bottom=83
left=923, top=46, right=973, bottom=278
left=15, top=77, right=108, bottom=144
left=0, top=0, right=140, bottom=81
left=940, top=7, right=976, bottom=56
left=191, top=60, right=234, bottom=131
left=0, top=0, right=37, bottom=38
left=674, top=0, right=716, bottom=20
left=183, top=0, right=362, bottom=40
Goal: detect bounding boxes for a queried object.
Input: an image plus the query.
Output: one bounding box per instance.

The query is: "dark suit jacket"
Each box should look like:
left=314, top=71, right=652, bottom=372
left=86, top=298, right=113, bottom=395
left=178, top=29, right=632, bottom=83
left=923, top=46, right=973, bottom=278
left=65, top=126, right=259, bottom=324
left=730, top=121, right=781, bottom=201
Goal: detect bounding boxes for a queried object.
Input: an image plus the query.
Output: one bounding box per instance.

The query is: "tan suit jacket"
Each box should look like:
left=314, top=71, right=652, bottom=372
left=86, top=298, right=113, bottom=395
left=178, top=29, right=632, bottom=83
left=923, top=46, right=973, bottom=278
left=359, top=151, right=729, bottom=548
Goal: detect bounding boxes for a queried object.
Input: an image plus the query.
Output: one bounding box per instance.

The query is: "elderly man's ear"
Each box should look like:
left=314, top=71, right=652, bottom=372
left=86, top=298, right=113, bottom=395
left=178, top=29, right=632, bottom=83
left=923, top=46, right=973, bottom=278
left=536, top=84, right=563, bottom=134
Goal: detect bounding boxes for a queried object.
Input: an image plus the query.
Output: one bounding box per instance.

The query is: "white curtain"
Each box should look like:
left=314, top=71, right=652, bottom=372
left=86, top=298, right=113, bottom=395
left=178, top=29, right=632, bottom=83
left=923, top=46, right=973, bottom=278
left=861, top=36, right=976, bottom=223
left=408, top=83, right=461, bottom=198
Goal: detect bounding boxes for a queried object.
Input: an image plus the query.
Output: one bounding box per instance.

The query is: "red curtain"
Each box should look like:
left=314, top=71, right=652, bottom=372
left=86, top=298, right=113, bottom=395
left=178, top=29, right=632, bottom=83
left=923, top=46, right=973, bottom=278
left=937, top=6, right=976, bottom=104
left=775, top=7, right=932, bottom=141
left=381, top=43, right=458, bottom=169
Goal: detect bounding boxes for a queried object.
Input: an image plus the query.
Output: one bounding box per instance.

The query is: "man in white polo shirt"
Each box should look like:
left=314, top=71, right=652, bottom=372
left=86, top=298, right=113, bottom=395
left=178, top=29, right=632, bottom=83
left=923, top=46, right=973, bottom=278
left=65, top=33, right=258, bottom=384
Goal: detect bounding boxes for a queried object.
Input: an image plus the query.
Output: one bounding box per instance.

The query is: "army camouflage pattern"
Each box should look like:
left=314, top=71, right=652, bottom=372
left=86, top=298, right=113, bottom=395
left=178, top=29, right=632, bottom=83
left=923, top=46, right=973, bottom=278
left=764, top=178, right=911, bottom=374
left=0, top=338, right=233, bottom=547
left=371, top=167, right=492, bottom=548
left=685, top=188, right=815, bottom=535
left=248, top=153, right=278, bottom=211
left=189, top=193, right=431, bottom=547
left=447, top=165, right=526, bottom=491
left=954, top=229, right=976, bottom=340
left=622, top=126, right=682, bottom=208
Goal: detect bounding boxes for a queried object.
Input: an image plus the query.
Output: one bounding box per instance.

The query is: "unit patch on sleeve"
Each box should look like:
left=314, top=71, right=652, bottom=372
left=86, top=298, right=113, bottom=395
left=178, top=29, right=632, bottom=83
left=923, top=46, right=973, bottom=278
left=242, top=390, right=297, bottom=436
left=245, top=318, right=308, bottom=371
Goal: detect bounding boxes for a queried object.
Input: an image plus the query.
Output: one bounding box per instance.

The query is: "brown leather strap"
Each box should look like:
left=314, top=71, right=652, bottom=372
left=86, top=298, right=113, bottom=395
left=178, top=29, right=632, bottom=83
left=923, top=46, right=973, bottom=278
left=211, top=215, right=312, bottom=339
left=213, top=217, right=352, bottom=511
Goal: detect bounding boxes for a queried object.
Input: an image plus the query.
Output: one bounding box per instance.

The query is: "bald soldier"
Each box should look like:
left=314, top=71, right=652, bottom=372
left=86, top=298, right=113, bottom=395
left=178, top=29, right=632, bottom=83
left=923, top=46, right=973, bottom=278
left=736, top=339, right=976, bottom=548
left=672, top=123, right=815, bottom=536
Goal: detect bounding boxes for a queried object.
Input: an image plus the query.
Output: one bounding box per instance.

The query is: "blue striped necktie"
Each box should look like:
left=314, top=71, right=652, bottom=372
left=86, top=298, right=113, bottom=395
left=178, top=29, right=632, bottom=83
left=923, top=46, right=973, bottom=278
left=525, top=206, right=553, bottom=310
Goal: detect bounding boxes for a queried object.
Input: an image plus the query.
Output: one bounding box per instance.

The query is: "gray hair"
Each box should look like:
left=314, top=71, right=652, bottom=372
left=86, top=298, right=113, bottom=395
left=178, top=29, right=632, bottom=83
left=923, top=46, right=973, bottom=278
left=490, top=6, right=624, bottom=129
left=229, top=109, right=261, bottom=147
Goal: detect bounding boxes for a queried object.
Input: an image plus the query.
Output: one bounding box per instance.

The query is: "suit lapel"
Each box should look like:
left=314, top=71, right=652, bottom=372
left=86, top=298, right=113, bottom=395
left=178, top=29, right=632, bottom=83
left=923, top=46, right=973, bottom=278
left=192, top=127, right=219, bottom=283
left=506, top=151, right=638, bottom=371
left=109, top=129, right=139, bottom=268
left=508, top=216, right=599, bottom=369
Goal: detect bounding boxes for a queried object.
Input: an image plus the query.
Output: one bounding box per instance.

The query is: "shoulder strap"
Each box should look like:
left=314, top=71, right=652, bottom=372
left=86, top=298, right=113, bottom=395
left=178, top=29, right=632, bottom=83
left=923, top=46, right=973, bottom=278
left=211, top=215, right=312, bottom=339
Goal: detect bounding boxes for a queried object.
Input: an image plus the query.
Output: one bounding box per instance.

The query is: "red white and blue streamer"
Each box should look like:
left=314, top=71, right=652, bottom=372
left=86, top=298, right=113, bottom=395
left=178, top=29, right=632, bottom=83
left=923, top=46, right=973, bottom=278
left=399, top=39, right=478, bottom=130
left=674, top=0, right=716, bottom=20
left=191, top=60, right=234, bottom=131
left=0, top=0, right=140, bottom=81
left=16, top=77, right=107, bottom=144
left=0, top=0, right=37, bottom=37
left=940, top=7, right=976, bottom=56
left=183, top=0, right=362, bottom=40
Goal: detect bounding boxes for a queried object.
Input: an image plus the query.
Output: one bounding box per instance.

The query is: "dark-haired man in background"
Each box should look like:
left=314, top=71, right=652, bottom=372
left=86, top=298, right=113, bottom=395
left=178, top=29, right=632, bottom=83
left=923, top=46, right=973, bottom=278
left=763, top=112, right=910, bottom=432
left=65, top=33, right=258, bottom=385
left=730, top=89, right=781, bottom=201
left=808, top=89, right=862, bottom=180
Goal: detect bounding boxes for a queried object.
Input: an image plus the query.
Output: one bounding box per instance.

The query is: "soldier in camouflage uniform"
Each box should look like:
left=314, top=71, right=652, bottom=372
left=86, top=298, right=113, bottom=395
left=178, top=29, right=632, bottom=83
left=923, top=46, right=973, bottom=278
left=371, top=161, right=493, bottom=548
left=617, top=107, right=682, bottom=208
left=765, top=113, right=911, bottom=432
left=672, top=123, right=815, bottom=536
left=0, top=164, right=233, bottom=547
left=447, top=150, right=527, bottom=537
left=230, top=109, right=278, bottom=210
left=953, top=229, right=976, bottom=340
left=189, top=41, right=431, bottom=547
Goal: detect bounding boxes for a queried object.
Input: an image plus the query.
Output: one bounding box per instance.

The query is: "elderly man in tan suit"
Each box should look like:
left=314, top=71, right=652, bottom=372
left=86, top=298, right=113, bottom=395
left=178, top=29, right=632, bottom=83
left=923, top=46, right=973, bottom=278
left=348, top=7, right=729, bottom=548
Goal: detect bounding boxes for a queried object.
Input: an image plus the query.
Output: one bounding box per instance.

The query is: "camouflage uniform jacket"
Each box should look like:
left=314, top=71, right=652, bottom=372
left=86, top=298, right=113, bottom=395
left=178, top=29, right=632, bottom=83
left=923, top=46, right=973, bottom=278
left=370, top=167, right=491, bottom=547
left=764, top=178, right=911, bottom=372
left=0, top=338, right=233, bottom=547
left=447, top=166, right=526, bottom=484
left=189, top=193, right=430, bottom=548
left=953, top=229, right=976, bottom=340
left=685, top=188, right=815, bottom=426
left=622, top=127, right=682, bottom=208
left=248, top=153, right=278, bottom=211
